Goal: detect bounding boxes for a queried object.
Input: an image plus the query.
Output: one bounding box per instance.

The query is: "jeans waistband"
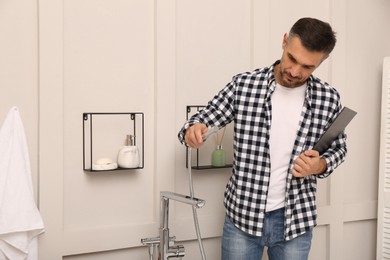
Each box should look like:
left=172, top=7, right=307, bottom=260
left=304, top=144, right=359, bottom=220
left=265, top=206, right=285, bottom=215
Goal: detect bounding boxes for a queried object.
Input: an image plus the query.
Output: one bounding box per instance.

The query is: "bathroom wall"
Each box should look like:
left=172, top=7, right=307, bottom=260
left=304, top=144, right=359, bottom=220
left=1, top=0, right=389, bottom=259
left=0, top=0, right=38, bottom=192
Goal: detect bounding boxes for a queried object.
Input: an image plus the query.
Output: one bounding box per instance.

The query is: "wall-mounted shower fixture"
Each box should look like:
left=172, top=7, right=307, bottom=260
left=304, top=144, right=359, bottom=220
left=141, top=132, right=212, bottom=259
left=141, top=191, right=206, bottom=260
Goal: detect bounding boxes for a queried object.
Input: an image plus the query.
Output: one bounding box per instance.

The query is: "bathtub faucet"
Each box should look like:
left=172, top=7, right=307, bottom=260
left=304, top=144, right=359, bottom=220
left=141, top=191, right=205, bottom=259
left=160, top=191, right=205, bottom=259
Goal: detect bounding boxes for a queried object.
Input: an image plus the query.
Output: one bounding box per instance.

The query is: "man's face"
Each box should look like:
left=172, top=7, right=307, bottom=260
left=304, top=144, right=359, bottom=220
left=276, top=34, right=326, bottom=88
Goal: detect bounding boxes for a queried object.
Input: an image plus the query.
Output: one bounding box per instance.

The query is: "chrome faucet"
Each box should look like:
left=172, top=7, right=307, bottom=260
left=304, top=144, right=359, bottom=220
left=142, top=191, right=206, bottom=260
left=160, top=191, right=205, bottom=260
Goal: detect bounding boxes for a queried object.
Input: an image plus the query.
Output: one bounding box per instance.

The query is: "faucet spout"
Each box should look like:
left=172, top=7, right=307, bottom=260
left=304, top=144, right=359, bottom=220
left=161, top=191, right=206, bottom=208
left=159, top=191, right=206, bottom=260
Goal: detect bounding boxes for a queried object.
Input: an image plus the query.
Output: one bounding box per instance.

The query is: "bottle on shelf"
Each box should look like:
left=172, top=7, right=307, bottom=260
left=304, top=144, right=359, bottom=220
left=117, top=134, right=140, bottom=168
left=211, top=127, right=226, bottom=167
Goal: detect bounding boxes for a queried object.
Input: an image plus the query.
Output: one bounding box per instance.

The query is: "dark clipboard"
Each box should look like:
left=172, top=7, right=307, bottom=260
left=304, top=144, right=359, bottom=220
left=313, top=107, right=357, bottom=154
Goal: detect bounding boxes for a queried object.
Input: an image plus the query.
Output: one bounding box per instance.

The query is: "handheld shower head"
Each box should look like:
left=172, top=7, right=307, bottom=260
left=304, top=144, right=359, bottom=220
left=202, top=126, right=219, bottom=142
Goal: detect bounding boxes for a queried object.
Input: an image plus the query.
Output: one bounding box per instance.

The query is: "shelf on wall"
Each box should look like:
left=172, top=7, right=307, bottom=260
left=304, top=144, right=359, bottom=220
left=189, top=163, right=233, bottom=170
left=83, top=112, right=144, bottom=172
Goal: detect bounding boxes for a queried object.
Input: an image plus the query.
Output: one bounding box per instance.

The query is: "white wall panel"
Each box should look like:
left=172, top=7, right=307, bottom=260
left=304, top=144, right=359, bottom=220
left=38, top=0, right=65, bottom=257
left=344, top=220, right=377, bottom=260
left=174, top=0, right=252, bottom=240
left=176, top=0, right=252, bottom=102
left=63, top=0, right=155, bottom=230
left=342, top=0, right=390, bottom=205
left=311, top=225, right=329, bottom=260
left=63, top=246, right=147, bottom=260
left=0, top=0, right=38, bottom=191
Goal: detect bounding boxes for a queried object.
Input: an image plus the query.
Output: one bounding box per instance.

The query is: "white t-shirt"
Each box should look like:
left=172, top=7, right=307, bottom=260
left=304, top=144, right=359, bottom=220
left=266, top=82, right=306, bottom=212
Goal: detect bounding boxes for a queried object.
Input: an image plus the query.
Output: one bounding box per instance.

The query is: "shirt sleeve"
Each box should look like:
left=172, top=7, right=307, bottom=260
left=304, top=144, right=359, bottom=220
left=315, top=103, right=348, bottom=179
left=177, top=77, right=237, bottom=145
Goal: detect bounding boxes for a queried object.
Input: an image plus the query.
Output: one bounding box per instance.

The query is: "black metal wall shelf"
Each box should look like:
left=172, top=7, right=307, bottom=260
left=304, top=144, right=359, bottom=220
left=83, top=112, right=144, bottom=172
left=185, top=105, right=232, bottom=170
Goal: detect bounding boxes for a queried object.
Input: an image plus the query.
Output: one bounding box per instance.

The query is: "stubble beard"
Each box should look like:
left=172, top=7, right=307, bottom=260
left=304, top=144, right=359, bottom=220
left=275, top=63, right=306, bottom=88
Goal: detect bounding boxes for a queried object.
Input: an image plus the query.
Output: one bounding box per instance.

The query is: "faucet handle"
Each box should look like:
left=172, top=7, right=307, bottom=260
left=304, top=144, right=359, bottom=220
left=141, top=236, right=176, bottom=246
left=141, top=236, right=160, bottom=246
left=168, top=244, right=185, bottom=258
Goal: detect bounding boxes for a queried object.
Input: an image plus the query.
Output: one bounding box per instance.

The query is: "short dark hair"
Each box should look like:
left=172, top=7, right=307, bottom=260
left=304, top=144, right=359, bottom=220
left=289, top=17, right=336, bottom=56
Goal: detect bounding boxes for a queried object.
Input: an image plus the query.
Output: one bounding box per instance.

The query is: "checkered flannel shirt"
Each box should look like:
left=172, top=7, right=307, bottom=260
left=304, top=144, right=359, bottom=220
left=178, top=61, right=347, bottom=240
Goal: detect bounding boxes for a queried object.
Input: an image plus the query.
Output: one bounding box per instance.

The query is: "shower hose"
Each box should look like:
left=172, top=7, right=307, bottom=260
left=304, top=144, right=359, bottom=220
left=186, top=126, right=219, bottom=260
left=188, top=147, right=207, bottom=260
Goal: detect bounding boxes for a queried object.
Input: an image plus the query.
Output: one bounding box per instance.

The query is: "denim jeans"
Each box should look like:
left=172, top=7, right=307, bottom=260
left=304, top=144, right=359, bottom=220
left=221, top=208, right=312, bottom=260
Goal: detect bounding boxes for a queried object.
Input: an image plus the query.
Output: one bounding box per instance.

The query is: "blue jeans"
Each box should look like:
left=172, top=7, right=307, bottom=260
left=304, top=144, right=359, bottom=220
left=221, top=208, right=312, bottom=260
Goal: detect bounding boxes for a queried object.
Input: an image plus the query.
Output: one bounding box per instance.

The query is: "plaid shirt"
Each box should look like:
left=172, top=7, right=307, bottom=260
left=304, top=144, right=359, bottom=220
left=178, top=61, right=347, bottom=240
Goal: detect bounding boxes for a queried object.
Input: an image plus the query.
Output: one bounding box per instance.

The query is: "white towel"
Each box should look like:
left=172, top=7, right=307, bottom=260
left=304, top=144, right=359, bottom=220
left=0, top=107, right=45, bottom=260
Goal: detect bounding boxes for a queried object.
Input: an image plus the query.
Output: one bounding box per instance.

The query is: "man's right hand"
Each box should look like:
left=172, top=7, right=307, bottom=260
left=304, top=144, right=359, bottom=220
left=184, top=123, right=208, bottom=149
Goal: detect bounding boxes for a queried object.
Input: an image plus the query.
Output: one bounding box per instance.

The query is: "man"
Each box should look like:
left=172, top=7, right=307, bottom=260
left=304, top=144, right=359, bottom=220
left=178, top=17, right=347, bottom=260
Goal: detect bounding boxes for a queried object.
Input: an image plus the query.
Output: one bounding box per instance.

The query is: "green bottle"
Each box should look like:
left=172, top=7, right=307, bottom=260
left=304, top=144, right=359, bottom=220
left=212, top=145, right=226, bottom=167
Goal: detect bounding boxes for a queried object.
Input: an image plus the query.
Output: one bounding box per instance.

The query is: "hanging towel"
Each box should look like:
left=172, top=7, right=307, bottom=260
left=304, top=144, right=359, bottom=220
left=0, top=107, right=45, bottom=260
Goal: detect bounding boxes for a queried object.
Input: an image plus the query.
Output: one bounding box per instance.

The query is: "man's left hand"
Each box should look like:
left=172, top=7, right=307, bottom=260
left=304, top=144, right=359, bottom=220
left=292, top=150, right=327, bottom=177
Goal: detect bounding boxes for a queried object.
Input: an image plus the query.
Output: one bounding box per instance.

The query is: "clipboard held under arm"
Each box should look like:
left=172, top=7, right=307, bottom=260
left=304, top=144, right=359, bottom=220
left=313, top=107, right=357, bottom=154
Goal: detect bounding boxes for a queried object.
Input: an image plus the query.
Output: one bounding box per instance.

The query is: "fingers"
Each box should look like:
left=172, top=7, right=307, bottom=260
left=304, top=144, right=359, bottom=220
left=303, top=149, right=320, bottom=157
left=292, top=156, right=310, bottom=177
left=292, top=150, right=319, bottom=177
left=292, top=150, right=321, bottom=177
left=184, top=123, right=208, bottom=148
left=292, top=169, right=304, bottom=178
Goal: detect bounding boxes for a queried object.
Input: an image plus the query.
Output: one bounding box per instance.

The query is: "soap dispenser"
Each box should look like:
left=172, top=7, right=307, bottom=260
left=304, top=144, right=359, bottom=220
left=117, top=134, right=140, bottom=168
